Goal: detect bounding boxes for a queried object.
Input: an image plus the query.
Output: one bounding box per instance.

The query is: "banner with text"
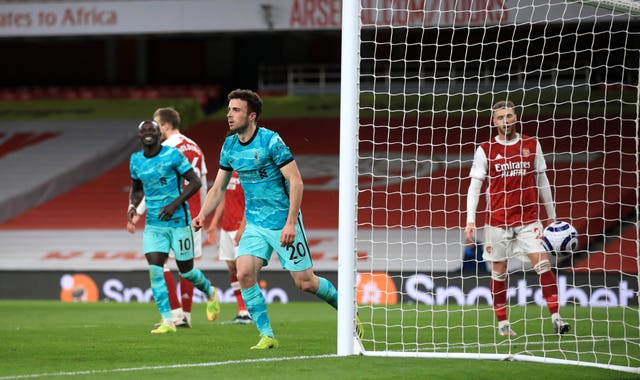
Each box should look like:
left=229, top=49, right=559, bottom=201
left=1, top=271, right=636, bottom=307
left=0, top=0, right=623, bottom=37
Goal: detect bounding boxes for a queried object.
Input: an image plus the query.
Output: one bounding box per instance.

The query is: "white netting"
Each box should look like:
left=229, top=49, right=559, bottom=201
left=341, top=0, right=640, bottom=373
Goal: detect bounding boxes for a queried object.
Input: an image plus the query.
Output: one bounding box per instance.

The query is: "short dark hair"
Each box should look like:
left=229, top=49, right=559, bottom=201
left=228, top=89, right=263, bottom=120
left=153, top=107, right=181, bottom=130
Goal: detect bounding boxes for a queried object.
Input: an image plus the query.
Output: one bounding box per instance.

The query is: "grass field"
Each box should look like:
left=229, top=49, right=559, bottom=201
left=1, top=301, right=638, bottom=379
left=360, top=304, right=640, bottom=362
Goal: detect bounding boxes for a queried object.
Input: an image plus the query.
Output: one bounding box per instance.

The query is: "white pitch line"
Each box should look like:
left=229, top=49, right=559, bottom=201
left=0, top=354, right=338, bottom=379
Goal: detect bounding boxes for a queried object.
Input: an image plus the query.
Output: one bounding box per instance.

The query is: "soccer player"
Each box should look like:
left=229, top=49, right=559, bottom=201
left=464, top=100, right=570, bottom=337
left=127, top=107, right=213, bottom=328
left=128, top=120, right=220, bottom=334
left=207, top=171, right=252, bottom=324
left=192, top=89, right=346, bottom=349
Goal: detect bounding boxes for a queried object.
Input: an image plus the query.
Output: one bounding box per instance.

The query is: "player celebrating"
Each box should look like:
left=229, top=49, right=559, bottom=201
left=128, top=107, right=218, bottom=328
left=207, top=171, right=252, bottom=324
left=192, top=89, right=350, bottom=349
left=128, top=120, right=220, bottom=334
left=464, top=100, right=570, bottom=337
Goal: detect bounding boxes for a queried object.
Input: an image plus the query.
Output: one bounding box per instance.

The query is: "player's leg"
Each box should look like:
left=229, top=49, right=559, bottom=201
left=178, top=277, right=194, bottom=325
left=220, top=229, right=250, bottom=323
left=155, top=264, right=185, bottom=327
left=289, top=269, right=338, bottom=308
left=227, top=259, right=251, bottom=323
left=171, top=226, right=220, bottom=321
left=176, top=228, right=203, bottom=327
left=276, top=214, right=338, bottom=308
left=290, top=269, right=338, bottom=310
left=520, top=222, right=570, bottom=334
left=281, top=228, right=358, bottom=336
left=176, top=258, right=219, bottom=321
left=490, top=261, right=513, bottom=336
left=146, top=253, right=176, bottom=334
left=484, top=225, right=514, bottom=336
left=237, top=255, right=277, bottom=349
left=143, top=225, right=176, bottom=333
left=236, top=224, right=278, bottom=348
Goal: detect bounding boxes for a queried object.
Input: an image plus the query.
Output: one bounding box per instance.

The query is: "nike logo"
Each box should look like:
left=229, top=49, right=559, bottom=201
left=293, top=259, right=303, bottom=265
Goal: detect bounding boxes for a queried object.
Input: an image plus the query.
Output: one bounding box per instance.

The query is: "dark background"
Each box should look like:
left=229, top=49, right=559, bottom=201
left=0, top=21, right=637, bottom=96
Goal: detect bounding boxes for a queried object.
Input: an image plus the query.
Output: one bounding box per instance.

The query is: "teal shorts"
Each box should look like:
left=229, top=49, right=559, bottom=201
left=143, top=224, right=195, bottom=261
left=238, top=217, right=312, bottom=272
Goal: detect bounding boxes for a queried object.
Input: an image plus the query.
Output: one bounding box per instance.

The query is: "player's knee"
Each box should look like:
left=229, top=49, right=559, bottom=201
left=534, top=259, right=551, bottom=275
left=236, top=270, right=256, bottom=288
left=296, top=279, right=316, bottom=293
left=491, top=271, right=507, bottom=282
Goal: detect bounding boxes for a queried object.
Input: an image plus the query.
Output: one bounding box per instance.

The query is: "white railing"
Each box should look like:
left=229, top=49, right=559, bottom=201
left=258, top=63, right=594, bottom=96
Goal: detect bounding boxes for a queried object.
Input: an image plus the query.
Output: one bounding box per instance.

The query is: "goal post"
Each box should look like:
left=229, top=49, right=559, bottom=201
left=338, top=0, right=640, bottom=374
left=337, top=0, right=360, bottom=356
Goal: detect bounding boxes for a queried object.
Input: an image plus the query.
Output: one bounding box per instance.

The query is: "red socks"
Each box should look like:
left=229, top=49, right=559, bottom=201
left=164, top=270, right=180, bottom=310
left=491, top=279, right=508, bottom=322
left=539, top=271, right=559, bottom=315
left=180, top=277, right=194, bottom=313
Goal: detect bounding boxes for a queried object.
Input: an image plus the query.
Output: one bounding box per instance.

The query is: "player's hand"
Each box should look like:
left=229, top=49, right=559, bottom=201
left=464, top=223, right=476, bottom=243
left=126, top=221, right=136, bottom=233
left=158, top=205, right=177, bottom=221
left=192, top=214, right=204, bottom=232
left=280, top=224, right=296, bottom=247
left=207, top=228, right=218, bottom=244
left=126, top=214, right=141, bottom=234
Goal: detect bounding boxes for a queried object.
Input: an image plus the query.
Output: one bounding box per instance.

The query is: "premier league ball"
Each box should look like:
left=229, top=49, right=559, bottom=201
left=542, top=221, right=578, bottom=257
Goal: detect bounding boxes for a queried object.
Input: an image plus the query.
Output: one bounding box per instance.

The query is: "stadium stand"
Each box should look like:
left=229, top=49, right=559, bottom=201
left=573, top=224, right=639, bottom=273
left=0, top=85, right=222, bottom=110
left=0, top=114, right=634, bottom=273
left=0, top=119, right=138, bottom=223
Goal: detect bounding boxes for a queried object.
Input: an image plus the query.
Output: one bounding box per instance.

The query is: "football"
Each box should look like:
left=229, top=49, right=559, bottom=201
left=542, top=221, right=579, bottom=256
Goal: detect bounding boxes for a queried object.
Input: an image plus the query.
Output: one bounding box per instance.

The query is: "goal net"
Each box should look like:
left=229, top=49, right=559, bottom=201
left=338, top=0, right=640, bottom=374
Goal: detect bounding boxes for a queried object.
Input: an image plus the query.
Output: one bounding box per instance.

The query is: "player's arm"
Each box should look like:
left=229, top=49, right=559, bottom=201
left=234, top=216, right=247, bottom=246
left=158, top=169, right=201, bottom=221
left=280, top=160, right=303, bottom=247
left=194, top=168, right=231, bottom=231
left=206, top=193, right=226, bottom=244
left=465, top=147, right=487, bottom=243
left=128, top=178, right=144, bottom=223
left=126, top=197, right=146, bottom=234
left=465, top=178, right=483, bottom=243
left=537, top=172, right=556, bottom=225
left=534, top=141, right=556, bottom=225
left=136, top=198, right=147, bottom=215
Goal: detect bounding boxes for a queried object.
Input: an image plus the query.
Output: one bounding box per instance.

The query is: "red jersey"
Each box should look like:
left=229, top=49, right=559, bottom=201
left=471, top=134, right=545, bottom=227
left=222, top=172, right=245, bottom=231
left=163, top=133, right=207, bottom=218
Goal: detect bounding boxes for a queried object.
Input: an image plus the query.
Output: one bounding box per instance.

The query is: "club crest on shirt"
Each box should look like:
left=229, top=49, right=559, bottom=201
left=522, top=148, right=530, bottom=157
left=254, top=151, right=260, bottom=164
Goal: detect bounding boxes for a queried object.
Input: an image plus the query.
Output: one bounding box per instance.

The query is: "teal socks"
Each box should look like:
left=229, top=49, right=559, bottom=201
left=149, top=264, right=171, bottom=319
left=180, top=268, right=212, bottom=298
left=242, top=284, right=273, bottom=337
left=316, top=277, right=338, bottom=309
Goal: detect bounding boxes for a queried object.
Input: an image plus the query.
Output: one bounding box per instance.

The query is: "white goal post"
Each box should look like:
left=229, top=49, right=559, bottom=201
left=338, top=0, right=640, bottom=374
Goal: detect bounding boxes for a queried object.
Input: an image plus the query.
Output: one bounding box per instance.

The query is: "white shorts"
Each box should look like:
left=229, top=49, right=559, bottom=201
left=483, top=222, right=545, bottom=263
left=218, top=229, right=239, bottom=262
left=168, top=227, right=202, bottom=259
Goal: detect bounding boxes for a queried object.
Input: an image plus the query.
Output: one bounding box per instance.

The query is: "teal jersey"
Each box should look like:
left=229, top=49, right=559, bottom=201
left=130, top=145, right=193, bottom=227
left=219, top=127, right=294, bottom=229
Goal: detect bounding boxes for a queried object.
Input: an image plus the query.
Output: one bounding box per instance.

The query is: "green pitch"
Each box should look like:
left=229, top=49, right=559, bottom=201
left=360, top=304, right=640, bottom=365
left=0, top=301, right=637, bottom=380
